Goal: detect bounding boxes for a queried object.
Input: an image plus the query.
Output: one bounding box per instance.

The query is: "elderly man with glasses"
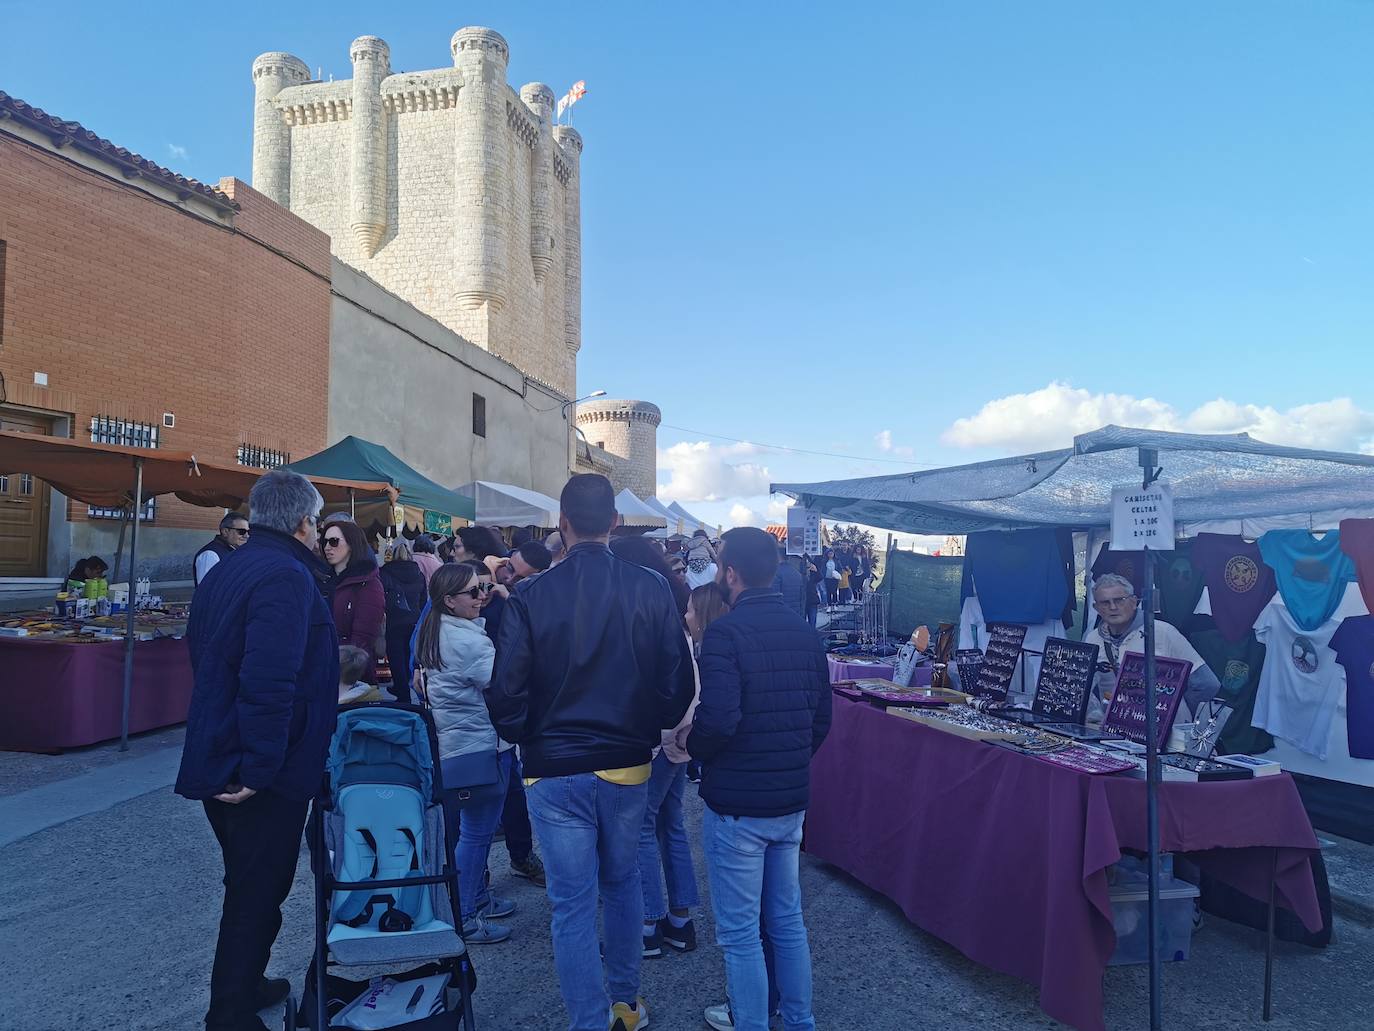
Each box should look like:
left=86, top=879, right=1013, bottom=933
left=194, top=512, right=250, bottom=587
left=1082, top=572, right=1220, bottom=724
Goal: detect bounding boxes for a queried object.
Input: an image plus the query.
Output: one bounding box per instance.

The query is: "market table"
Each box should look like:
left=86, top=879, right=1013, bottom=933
left=0, top=636, right=193, bottom=751
left=805, top=695, right=1322, bottom=1031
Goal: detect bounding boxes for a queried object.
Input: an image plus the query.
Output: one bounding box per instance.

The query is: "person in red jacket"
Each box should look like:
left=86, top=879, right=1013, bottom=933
left=321, top=519, right=385, bottom=678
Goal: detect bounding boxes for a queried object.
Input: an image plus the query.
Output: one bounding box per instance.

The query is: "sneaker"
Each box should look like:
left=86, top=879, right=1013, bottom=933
left=254, top=977, right=291, bottom=1012
left=461, top=912, right=512, bottom=944
left=643, top=921, right=664, bottom=958
left=480, top=892, right=516, bottom=919
left=610, top=998, right=649, bottom=1030
left=510, top=853, right=546, bottom=887
left=704, top=1003, right=779, bottom=1030
left=662, top=916, right=696, bottom=952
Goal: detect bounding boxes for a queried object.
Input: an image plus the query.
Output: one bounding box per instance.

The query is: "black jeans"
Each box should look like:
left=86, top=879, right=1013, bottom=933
left=500, top=753, right=534, bottom=864
left=203, top=790, right=308, bottom=1030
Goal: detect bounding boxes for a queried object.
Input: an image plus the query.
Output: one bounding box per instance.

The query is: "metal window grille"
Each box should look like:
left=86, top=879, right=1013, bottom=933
left=237, top=443, right=290, bottom=469
left=88, top=416, right=158, bottom=520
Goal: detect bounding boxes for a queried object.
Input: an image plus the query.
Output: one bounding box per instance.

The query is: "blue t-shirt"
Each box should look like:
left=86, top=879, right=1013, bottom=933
left=960, top=529, right=1072, bottom=625
left=1330, top=615, right=1374, bottom=761
left=1257, top=530, right=1356, bottom=632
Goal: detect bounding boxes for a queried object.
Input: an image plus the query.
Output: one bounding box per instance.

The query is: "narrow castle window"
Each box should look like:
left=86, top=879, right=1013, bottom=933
left=473, top=393, right=487, bottom=438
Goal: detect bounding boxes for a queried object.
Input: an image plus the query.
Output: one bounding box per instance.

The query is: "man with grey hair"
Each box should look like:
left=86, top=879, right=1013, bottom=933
left=176, top=469, right=339, bottom=1031
left=1082, top=571, right=1220, bottom=724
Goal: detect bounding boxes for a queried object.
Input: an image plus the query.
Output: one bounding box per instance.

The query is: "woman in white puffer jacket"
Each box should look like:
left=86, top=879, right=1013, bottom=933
left=415, top=562, right=516, bottom=944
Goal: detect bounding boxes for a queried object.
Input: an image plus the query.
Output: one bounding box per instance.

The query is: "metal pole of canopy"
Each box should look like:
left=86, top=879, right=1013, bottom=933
left=349, top=487, right=356, bottom=520
left=119, top=457, right=144, bottom=752
left=1139, top=446, right=1163, bottom=1030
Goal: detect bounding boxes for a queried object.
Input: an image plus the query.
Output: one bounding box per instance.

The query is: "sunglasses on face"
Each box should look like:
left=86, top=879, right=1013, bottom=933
left=456, top=583, right=494, bottom=599
left=322, top=536, right=345, bottom=549
left=229, top=527, right=249, bottom=537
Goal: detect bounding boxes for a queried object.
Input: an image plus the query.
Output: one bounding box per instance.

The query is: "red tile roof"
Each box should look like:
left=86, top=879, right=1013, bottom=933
left=0, top=90, right=238, bottom=213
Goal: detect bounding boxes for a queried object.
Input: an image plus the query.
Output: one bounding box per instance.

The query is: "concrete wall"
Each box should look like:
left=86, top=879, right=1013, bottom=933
left=328, top=259, right=571, bottom=499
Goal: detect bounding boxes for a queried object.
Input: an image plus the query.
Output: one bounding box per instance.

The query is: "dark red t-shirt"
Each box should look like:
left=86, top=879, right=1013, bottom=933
left=1190, top=533, right=1277, bottom=642
left=1339, top=519, right=1374, bottom=615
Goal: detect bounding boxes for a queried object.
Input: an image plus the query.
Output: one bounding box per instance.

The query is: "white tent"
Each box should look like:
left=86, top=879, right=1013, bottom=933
left=667, top=501, right=714, bottom=535
left=615, top=489, right=668, bottom=529
left=453, top=480, right=561, bottom=528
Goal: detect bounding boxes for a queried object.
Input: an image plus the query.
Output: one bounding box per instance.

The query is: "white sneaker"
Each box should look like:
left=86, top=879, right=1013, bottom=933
left=704, top=1004, right=734, bottom=1031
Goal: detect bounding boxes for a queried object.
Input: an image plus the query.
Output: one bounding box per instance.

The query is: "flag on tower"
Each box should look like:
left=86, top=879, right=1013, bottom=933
left=556, top=80, right=588, bottom=121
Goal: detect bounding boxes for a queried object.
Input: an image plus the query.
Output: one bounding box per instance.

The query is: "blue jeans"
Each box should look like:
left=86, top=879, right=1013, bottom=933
left=638, top=752, right=700, bottom=921
left=527, top=774, right=648, bottom=1031
left=454, top=749, right=513, bottom=921
left=703, top=806, right=815, bottom=1031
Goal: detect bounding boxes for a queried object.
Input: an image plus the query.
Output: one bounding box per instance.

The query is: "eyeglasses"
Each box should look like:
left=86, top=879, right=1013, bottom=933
left=322, top=536, right=345, bottom=549
left=1094, top=595, right=1136, bottom=609
left=456, top=583, right=494, bottom=599
left=229, top=527, right=249, bottom=537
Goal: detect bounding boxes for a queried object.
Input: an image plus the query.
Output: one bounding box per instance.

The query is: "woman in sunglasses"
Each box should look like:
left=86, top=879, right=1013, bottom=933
left=414, top=562, right=516, bottom=944
left=321, top=520, right=385, bottom=679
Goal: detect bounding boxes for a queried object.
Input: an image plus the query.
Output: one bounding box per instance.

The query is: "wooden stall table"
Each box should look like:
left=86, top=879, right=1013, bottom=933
left=0, top=635, right=193, bottom=752
left=805, top=696, right=1323, bottom=1031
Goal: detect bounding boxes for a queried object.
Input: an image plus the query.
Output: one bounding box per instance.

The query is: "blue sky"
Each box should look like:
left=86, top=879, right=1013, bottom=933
left=4, top=1, right=1373, bottom=533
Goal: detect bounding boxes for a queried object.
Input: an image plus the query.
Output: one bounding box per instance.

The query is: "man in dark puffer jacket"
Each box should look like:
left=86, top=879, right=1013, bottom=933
left=688, top=526, right=831, bottom=1031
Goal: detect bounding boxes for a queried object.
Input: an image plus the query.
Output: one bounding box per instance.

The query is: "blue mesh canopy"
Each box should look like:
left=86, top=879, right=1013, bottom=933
left=772, top=426, right=1374, bottom=535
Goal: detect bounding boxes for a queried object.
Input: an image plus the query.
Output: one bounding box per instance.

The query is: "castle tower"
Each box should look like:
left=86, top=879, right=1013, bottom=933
left=576, top=400, right=661, bottom=499
left=349, top=36, right=390, bottom=256
left=251, top=52, right=310, bottom=206
left=247, top=27, right=584, bottom=396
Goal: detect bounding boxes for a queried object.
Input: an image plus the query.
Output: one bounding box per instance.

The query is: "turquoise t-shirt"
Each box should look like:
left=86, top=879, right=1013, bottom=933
left=1257, top=530, right=1357, bottom=632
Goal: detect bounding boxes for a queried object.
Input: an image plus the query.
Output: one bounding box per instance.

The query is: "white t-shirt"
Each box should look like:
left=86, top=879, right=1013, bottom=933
left=1252, top=603, right=1347, bottom=760
left=194, top=549, right=221, bottom=586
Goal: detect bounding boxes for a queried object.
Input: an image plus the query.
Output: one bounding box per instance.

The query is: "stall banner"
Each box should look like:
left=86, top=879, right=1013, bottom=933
left=1102, top=650, right=1192, bottom=750
left=974, top=622, right=1028, bottom=701
left=1031, top=637, right=1098, bottom=724
left=424, top=511, right=453, bottom=535
left=786, top=507, right=822, bottom=557
left=1110, top=483, right=1174, bottom=552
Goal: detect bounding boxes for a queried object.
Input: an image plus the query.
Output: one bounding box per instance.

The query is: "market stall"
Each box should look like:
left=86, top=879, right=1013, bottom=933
left=614, top=489, right=668, bottom=532
left=453, top=480, right=560, bottom=529
left=0, top=431, right=395, bottom=751
left=776, top=425, right=1374, bottom=1028
left=285, top=435, right=476, bottom=535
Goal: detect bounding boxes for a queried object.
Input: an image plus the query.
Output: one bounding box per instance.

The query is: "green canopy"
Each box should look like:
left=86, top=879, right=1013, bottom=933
left=285, top=435, right=475, bottom=523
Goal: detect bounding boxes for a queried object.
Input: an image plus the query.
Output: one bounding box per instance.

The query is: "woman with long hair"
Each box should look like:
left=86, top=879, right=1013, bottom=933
left=321, top=519, right=385, bottom=677
left=639, top=580, right=731, bottom=958
left=379, top=538, right=427, bottom=703
left=415, top=562, right=514, bottom=944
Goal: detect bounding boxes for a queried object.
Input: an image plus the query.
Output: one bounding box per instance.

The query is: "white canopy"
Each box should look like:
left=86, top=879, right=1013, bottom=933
left=615, top=489, right=668, bottom=528
left=453, top=480, right=561, bottom=528
left=667, top=501, right=714, bottom=535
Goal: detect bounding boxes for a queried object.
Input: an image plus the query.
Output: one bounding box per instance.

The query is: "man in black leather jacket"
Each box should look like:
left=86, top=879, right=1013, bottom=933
left=488, top=474, right=693, bottom=1031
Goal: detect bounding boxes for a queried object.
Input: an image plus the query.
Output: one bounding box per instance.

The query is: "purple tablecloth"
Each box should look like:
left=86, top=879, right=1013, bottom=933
left=805, top=697, right=1322, bottom=1031
left=828, top=656, right=892, bottom=683
left=0, top=637, right=193, bottom=752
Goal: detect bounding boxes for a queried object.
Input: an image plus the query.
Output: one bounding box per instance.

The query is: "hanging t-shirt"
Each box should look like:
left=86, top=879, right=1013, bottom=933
left=1154, top=539, right=1204, bottom=635
left=1188, top=627, right=1272, bottom=755
left=960, top=529, right=1071, bottom=626
left=1189, top=534, right=1277, bottom=642
left=1329, top=615, right=1374, bottom=761
left=1090, top=545, right=1147, bottom=596
left=1258, top=530, right=1356, bottom=632
left=1252, top=604, right=1346, bottom=759
left=1338, top=519, right=1374, bottom=615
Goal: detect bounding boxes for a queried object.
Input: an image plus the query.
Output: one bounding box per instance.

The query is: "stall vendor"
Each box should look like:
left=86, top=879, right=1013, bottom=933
left=65, top=555, right=108, bottom=585
left=1082, top=573, right=1220, bottom=724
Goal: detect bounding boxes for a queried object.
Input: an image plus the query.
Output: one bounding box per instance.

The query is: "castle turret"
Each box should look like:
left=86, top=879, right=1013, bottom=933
left=520, top=83, right=555, bottom=284
left=576, top=400, right=661, bottom=499
left=553, top=125, right=583, bottom=365
left=349, top=36, right=390, bottom=256
left=451, top=27, right=510, bottom=313
left=251, top=52, right=310, bottom=206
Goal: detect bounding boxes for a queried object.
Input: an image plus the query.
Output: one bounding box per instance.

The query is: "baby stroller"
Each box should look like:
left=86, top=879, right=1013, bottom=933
left=288, top=701, right=477, bottom=1030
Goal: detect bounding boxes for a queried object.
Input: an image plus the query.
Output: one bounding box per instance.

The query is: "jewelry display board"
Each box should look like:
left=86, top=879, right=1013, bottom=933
left=1101, top=650, right=1192, bottom=751
left=1030, top=637, right=1098, bottom=725
left=973, top=622, right=1028, bottom=701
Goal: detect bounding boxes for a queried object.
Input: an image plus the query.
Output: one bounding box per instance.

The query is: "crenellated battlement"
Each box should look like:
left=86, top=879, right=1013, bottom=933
left=250, top=26, right=583, bottom=396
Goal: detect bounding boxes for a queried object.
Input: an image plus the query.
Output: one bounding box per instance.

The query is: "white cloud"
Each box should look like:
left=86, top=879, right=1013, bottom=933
left=729, top=503, right=765, bottom=527
left=875, top=429, right=915, bottom=459
left=657, top=441, right=773, bottom=502
left=167, top=143, right=188, bottom=160
left=941, top=381, right=1374, bottom=454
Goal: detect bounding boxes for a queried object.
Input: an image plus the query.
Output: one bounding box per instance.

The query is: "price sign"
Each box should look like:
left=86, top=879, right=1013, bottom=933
left=1110, top=483, right=1174, bottom=552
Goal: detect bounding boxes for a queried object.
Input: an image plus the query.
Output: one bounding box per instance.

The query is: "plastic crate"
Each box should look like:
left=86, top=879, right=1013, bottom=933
left=1108, top=874, right=1200, bottom=966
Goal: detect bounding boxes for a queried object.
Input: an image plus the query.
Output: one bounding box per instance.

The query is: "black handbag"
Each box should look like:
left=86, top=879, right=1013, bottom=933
left=419, top=670, right=505, bottom=809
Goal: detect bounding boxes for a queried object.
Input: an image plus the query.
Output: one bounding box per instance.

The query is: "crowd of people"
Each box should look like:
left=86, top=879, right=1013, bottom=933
left=177, top=469, right=832, bottom=1031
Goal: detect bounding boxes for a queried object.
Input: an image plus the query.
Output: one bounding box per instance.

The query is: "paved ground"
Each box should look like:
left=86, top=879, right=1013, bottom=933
left=3, top=733, right=1371, bottom=1031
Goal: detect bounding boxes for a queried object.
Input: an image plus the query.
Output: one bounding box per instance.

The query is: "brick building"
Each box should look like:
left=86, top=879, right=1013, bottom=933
left=0, top=91, right=332, bottom=580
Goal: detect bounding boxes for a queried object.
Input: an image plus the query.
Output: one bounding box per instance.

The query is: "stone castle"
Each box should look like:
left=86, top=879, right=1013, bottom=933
left=251, top=28, right=583, bottom=397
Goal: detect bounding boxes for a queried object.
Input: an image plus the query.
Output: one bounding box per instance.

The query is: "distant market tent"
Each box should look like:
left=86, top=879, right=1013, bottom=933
left=454, top=480, right=561, bottom=529
left=614, top=489, right=668, bottom=529
left=667, top=501, right=713, bottom=535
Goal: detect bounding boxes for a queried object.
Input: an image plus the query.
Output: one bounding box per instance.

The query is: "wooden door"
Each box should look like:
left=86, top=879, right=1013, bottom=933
left=0, top=410, right=52, bottom=577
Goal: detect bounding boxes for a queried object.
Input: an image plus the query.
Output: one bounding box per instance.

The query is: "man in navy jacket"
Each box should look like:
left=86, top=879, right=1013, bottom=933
left=176, top=469, right=338, bottom=1031
left=689, top=526, right=831, bottom=1031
